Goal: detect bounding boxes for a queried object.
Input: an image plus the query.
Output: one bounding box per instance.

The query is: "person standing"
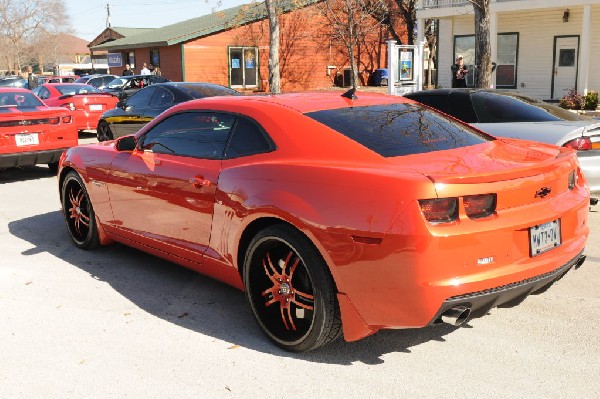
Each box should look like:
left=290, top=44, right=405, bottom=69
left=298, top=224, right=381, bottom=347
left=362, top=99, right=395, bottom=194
left=451, top=55, right=468, bottom=88
left=140, top=63, right=150, bottom=75
left=26, top=66, right=38, bottom=90
left=122, top=64, right=134, bottom=76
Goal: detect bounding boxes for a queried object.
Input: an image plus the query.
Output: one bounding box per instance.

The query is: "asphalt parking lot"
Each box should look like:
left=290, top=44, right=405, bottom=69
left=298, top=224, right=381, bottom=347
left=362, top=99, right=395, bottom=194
left=1, top=133, right=599, bottom=398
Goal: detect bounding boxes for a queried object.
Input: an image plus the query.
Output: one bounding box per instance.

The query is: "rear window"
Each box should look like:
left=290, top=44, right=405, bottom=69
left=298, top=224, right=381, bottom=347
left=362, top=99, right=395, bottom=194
left=55, top=84, right=101, bottom=95
left=471, top=91, right=591, bottom=122
left=305, top=103, right=492, bottom=157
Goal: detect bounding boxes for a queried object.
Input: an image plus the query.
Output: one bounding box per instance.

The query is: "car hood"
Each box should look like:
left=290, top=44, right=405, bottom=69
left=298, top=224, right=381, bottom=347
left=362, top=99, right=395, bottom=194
left=472, top=120, right=600, bottom=146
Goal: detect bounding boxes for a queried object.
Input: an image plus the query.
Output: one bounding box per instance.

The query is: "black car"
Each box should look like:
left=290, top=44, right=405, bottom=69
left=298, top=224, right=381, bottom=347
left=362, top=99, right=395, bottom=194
left=96, top=82, right=239, bottom=141
left=102, top=74, right=170, bottom=103
left=74, top=74, right=118, bottom=90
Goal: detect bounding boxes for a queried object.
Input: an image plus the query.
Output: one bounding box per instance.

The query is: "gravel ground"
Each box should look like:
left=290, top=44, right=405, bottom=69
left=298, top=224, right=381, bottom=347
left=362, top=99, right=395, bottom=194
left=1, top=141, right=599, bottom=398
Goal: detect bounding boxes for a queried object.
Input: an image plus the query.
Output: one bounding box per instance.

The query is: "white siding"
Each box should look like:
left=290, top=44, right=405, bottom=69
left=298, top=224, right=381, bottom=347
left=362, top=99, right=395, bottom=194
left=435, top=5, right=600, bottom=99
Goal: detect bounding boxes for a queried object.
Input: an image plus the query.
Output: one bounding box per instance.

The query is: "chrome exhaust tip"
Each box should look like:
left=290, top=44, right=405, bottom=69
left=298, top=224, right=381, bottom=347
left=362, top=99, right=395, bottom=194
left=440, top=306, right=471, bottom=326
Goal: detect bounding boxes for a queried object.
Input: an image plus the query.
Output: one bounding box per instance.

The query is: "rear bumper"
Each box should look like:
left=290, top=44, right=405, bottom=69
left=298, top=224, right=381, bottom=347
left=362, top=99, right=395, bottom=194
left=577, top=150, right=600, bottom=194
left=0, top=148, right=67, bottom=168
left=427, top=251, right=586, bottom=325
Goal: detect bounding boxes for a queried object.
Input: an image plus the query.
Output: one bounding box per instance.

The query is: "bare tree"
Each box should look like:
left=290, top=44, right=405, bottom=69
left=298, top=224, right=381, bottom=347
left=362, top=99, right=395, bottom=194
left=264, top=0, right=281, bottom=93
left=368, top=0, right=416, bottom=45
left=469, top=0, right=492, bottom=88
left=0, top=0, right=71, bottom=73
left=320, top=0, right=386, bottom=88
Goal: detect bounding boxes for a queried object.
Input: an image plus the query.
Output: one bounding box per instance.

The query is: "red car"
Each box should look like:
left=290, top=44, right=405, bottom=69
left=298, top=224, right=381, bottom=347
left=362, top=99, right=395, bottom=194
left=0, top=88, right=76, bottom=172
left=32, top=83, right=119, bottom=133
left=57, top=92, right=590, bottom=352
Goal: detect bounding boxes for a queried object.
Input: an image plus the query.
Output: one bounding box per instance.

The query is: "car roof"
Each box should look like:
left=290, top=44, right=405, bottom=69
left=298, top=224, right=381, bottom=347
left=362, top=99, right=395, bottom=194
left=0, top=87, right=29, bottom=93
left=174, top=91, right=412, bottom=114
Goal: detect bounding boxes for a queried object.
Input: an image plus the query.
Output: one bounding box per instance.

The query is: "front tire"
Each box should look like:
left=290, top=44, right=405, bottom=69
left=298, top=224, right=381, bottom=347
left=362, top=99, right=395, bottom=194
left=61, top=171, right=100, bottom=250
left=243, top=225, right=341, bottom=352
left=96, top=120, right=114, bottom=142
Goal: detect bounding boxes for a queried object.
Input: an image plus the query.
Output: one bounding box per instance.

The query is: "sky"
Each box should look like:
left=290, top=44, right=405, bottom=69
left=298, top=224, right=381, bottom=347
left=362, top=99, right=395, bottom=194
left=64, top=0, right=249, bottom=41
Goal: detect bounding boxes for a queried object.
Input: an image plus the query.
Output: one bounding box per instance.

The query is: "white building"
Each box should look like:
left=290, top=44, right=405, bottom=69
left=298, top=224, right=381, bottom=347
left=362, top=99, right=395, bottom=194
left=417, top=0, right=600, bottom=100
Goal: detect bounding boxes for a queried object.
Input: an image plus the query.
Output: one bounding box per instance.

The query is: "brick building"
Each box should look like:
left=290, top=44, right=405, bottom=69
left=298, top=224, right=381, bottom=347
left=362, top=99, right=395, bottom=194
left=90, top=0, right=407, bottom=91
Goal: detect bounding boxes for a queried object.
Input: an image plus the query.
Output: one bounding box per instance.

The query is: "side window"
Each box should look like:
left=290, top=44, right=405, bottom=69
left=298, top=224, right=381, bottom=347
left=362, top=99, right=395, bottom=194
left=103, top=76, right=114, bottom=86
left=448, top=93, right=478, bottom=123
left=149, top=87, right=174, bottom=107
left=89, top=78, right=101, bottom=88
left=140, top=112, right=236, bottom=159
left=34, top=87, right=50, bottom=99
left=126, top=87, right=156, bottom=108
left=224, top=116, right=274, bottom=158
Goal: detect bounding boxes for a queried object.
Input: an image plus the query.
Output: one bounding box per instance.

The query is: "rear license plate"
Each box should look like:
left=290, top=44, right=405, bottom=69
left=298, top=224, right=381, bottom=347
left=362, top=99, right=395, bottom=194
left=529, top=219, right=561, bottom=257
left=89, top=104, right=103, bottom=111
left=15, top=133, right=39, bottom=146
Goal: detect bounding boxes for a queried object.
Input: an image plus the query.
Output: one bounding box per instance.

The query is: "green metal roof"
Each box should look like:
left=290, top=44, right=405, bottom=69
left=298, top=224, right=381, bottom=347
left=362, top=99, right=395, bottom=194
left=91, top=0, right=317, bottom=51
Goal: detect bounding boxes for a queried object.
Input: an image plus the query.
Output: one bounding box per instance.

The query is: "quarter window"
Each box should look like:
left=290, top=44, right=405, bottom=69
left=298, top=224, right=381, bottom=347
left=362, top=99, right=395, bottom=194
left=126, top=87, right=157, bottom=108
left=224, top=116, right=274, bottom=158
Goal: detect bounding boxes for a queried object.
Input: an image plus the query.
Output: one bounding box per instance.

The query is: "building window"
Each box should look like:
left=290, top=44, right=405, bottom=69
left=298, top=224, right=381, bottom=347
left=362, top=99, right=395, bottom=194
left=453, top=35, right=475, bottom=86
left=128, top=52, right=135, bottom=69
left=496, top=33, right=518, bottom=88
left=454, top=33, right=519, bottom=89
left=150, top=49, right=160, bottom=68
left=229, top=47, right=258, bottom=88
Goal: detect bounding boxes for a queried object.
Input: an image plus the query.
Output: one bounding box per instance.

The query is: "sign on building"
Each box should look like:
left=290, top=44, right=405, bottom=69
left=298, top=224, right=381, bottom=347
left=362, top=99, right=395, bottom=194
left=107, top=53, right=123, bottom=67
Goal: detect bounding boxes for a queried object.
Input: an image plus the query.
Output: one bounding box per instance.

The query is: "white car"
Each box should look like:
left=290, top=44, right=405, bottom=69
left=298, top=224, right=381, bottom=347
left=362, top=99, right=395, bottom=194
left=404, top=89, right=600, bottom=195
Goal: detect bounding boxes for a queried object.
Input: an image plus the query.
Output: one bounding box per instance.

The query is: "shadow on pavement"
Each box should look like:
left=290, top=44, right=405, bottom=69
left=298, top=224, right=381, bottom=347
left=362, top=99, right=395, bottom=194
left=0, top=165, right=56, bottom=183
left=9, top=210, right=461, bottom=365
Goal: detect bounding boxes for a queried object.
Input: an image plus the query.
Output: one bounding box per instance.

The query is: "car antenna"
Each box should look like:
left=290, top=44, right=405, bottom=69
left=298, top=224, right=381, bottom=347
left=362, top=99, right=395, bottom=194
left=341, top=88, right=357, bottom=100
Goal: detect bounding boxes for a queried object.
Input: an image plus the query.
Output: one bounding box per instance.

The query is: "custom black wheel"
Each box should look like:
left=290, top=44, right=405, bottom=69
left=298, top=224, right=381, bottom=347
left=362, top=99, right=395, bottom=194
left=61, top=171, right=100, bottom=250
left=243, top=225, right=341, bottom=352
left=96, top=120, right=114, bottom=142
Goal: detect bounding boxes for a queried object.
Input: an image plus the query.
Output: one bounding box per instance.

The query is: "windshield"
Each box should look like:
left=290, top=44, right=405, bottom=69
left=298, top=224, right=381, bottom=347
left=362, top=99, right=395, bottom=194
left=54, top=84, right=101, bottom=95
left=472, top=91, right=591, bottom=122
left=0, top=91, right=43, bottom=107
left=106, top=78, right=127, bottom=89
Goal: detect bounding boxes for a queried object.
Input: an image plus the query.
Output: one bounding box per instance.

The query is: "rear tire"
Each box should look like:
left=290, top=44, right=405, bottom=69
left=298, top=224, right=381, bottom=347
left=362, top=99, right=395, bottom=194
left=48, top=162, right=59, bottom=174
left=61, top=171, right=100, bottom=250
left=96, top=120, right=113, bottom=142
left=243, top=224, right=341, bottom=352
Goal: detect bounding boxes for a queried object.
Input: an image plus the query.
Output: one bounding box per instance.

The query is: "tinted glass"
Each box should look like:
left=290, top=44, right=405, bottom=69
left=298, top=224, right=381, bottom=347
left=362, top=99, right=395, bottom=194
left=141, top=112, right=236, bottom=159
left=149, top=87, right=174, bottom=107
left=408, top=94, right=449, bottom=114
left=471, top=91, right=590, bottom=122
left=306, top=103, right=491, bottom=157
left=0, top=92, right=44, bottom=107
left=107, top=78, right=126, bottom=89
left=32, top=86, right=50, bottom=99
left=448, top=92, right=478, bottom=123
left=54, top=84, right=101, bottom=95
left=126, top=87, right=157, bottom=108
left=176, top=83, right=239, bottom=99
left=224, top=116, right=273, bottom=158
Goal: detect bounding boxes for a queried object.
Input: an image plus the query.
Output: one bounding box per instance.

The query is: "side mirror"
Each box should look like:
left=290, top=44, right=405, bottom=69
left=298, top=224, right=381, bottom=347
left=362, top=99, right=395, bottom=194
left=115, top=135, right=137, bottom=151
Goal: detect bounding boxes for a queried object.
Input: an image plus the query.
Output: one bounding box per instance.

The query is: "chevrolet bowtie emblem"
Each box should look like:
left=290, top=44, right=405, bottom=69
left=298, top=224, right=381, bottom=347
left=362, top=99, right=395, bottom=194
left=535, top=187, right=552, bottom=198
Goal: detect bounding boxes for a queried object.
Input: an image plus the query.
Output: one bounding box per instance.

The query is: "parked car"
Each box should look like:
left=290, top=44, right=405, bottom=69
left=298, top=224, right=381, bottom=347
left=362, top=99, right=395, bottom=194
left=0, top=77, right=27, bottom=88
left=96, top=82, right=239, bottom=141
left=404, top=89, right=600, bottom=194
left=57, top=91, right=589, bottom=351
left=38, top=75, right=79, bottom=84
left=32, top=83, right=119, bottom=133
left=74, top=74, right=119, bottom=90
left=102, top=74, right=169, bottom=102
left=0, top=88, right=77, bottom=172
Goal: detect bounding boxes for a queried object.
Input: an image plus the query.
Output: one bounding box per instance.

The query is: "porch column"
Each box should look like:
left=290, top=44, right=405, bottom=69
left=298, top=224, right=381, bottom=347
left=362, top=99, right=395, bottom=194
left=578, top=5, right=591, bottom=95
left=490, top=11, right=498, bottom=89
left=417, top=0, right=425, bottom=44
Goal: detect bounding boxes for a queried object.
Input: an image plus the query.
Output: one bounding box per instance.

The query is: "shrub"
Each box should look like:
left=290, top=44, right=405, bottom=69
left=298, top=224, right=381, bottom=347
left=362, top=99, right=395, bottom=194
left=559, top=89, right=584, bottom=110
left=584, top=90, right=598, bottom=110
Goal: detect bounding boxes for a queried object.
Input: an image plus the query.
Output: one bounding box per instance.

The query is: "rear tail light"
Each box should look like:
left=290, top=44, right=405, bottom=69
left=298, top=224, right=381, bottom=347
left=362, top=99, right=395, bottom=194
left=49, top=117, right=59, bottom=125
left=61, top=116, right=72, bottom=123
left=419, top=198, right=458, bottom=224
left=563, top=137, right=592, bottom=150
left=464, top=194, right=496, bottom=219
left=568, top=170, right=578, bottom=190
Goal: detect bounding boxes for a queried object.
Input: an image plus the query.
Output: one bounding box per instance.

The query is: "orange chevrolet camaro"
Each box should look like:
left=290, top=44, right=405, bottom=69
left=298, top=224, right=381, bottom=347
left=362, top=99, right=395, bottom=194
left=57, top=91, right=590, bottom=352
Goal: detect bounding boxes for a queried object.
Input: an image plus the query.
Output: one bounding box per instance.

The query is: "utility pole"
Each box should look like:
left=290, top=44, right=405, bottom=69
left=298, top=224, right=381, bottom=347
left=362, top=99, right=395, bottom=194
left=106, top=3, right=111, bottom=28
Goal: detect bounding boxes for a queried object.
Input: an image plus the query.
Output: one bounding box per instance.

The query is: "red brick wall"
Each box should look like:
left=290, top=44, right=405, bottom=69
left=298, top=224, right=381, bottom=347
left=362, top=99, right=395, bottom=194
left=109, top=46, right=182, bottom=80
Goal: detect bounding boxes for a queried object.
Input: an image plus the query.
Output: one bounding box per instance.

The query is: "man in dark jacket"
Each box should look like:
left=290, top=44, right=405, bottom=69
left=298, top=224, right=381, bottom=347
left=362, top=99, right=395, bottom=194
left=122, top=64, right=134, bottom=76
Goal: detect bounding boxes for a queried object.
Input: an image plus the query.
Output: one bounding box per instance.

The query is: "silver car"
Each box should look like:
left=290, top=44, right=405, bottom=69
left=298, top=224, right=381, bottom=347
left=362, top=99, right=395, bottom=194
left=404, top=89, right=600, bottom=195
